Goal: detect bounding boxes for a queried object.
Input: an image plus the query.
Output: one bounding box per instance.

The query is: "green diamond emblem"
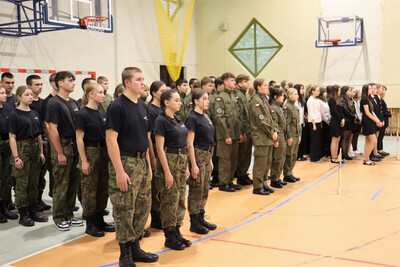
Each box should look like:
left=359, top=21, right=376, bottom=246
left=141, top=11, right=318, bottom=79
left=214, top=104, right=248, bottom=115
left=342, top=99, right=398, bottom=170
left=229, top=18, right=283, bottom=77
left=162, top=0, right=183, bottom=22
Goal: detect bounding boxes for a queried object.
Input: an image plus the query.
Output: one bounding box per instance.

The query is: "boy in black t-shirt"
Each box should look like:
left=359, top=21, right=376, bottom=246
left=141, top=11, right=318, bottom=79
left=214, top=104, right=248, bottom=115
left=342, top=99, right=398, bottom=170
left=106, top=67, right=158, bottom=266
left=46, top=71, right=83, bottom=231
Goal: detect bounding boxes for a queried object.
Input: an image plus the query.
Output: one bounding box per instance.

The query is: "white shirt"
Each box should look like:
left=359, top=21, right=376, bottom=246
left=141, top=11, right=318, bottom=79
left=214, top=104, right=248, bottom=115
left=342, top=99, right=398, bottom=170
left=307, top=96, right=322, bottom=123
left=354, top=99, right=362, bottom=120
left=318, top=99, right=331, bottom=123
left=295, top=100, right=305, bottom=125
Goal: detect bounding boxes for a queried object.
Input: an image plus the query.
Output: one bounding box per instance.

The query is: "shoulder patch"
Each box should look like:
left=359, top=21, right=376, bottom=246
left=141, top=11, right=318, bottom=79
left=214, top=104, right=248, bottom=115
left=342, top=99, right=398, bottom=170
left=283, top=107, right=288, bottom=110
left=259, top=114, right=264, bottom=120
left=271, top=110, right=275, bottom=114
left=236, top=96, right=239, bottom=100
left=216, top=108, right=222, bottom=114
left=255, top=104, right=260, bottom=107
left=190, top=102, right=193, bottom=106
left=216, top=98, right=221, bottom=102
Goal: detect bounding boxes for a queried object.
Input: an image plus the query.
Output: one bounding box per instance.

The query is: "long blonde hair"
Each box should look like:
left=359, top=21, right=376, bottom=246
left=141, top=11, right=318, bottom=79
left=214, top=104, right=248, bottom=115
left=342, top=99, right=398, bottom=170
left=81, top=83, right=100, bottom=107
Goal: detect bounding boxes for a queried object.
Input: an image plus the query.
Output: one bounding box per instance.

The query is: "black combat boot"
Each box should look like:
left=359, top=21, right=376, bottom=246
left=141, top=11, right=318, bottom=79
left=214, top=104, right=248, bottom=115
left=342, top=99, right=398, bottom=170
left=119, top=242, right=136, bottom=267
left=38, top=191, right=51, bottom=210
left=96, top=212, right=115, bottom=232
left=163, top=228, right=185, bottom=250
left=198, top=210, right=217, bottom=230
left=0, top=209, right=7, bottom=223
left=18, top=207, right=34, bottom=227
left=150, top=210, right=162, bottom=229
left=131, top=240, right=159, bottom=262
left=85, top=215, right=104, bottom=237
left=175, top=224, right=192, bottom=247
left=1, top=200, right=18, bottom=220
left=189, top=213, right=209, bottom=234
left=29, top=204, right=48, bottom=222
left=236, top=175, right=252, bottom=185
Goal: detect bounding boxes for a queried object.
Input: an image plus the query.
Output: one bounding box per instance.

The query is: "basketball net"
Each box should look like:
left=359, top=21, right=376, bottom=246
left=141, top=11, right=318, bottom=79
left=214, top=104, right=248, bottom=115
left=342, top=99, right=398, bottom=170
left=83, top=16, right=107, bottom=42
left=154, top=0, right=195, bottom=82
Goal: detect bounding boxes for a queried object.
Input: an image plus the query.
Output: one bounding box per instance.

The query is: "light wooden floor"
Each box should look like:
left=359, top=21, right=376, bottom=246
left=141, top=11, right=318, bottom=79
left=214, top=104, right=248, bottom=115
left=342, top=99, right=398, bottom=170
left=6, top=155, right=400, bottom=267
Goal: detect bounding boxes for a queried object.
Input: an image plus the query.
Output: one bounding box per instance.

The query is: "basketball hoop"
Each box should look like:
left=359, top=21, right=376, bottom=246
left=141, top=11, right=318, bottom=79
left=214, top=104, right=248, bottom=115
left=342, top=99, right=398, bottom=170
left=325, top=39, right=341, bottom=46
left=80, top=16, right=108, bottom=41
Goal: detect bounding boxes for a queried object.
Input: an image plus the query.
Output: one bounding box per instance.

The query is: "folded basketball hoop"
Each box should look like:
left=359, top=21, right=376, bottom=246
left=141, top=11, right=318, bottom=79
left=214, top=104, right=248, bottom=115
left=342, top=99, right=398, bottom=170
left=325, top=39, right=341, bottom=46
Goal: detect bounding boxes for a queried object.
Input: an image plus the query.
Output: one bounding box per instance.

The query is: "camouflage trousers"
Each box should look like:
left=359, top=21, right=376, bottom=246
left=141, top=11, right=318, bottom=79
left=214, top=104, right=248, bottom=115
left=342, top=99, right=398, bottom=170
left=216, top=139, right=239, bottom=186
left=236, top=135, right=253, bottom=176
left=252, top=145, right=273, bottom=190
left=109, top=156, right=151, bottom=244
left=151, top=145, right=161, bottom=213
left=188, top=148, right=213, bottom=214
left=155, top=152, right=188, bottom=230
left=51, top=138, right=80, bottom=224
left=12, top=139, right=41, bottom=209
left=0, top=140, right=12, bottom=202
left=283, top=137, right=300, bottom=177
left=270, top=139, right=286, bottom=182
left=77, top=146, right=109, bottom=217
left=37, top=138, right=53, bottom=196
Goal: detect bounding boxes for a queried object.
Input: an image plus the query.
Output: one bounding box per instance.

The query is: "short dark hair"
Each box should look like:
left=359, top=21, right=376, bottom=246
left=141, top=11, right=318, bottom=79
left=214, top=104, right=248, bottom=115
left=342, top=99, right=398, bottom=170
left=268, top=80, right=276, bottom=86
left=1, top=72, right=14, bottom=81
left=49, top=73, right=56, bottom=83
left=121, top=67, right=142, bottom=88
left=236, top=74, right=249, bottom=84
left=189, top=78, right=198, bottom=88
left=175, top=78, right=188, bottom=87
left=269, top=86, right=284, bottom=103
left=55, top=71, right=76, bottom=89
left=214, top=77, right=223, bottom=88
left=82, top=77, right=96, bottom=90
left=150, top=80, right=165, bottom=97
left=201, top=77, right=213, bottom=87
left=221, top=72, right=235, bottom=82
left=26, top=74, right=42, bottom=86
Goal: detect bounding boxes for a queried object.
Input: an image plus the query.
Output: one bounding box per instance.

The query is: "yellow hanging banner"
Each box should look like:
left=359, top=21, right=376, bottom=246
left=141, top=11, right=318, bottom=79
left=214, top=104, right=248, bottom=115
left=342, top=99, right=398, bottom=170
left=154, top=0, right=195, bottom=82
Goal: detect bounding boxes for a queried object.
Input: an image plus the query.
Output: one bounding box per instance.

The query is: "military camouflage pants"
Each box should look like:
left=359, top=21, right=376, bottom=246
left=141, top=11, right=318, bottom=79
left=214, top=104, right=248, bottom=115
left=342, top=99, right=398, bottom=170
left=216, top=139, right=239, bottom=186
left=0, top=140, right=12, bottom=202
left=270, top=140, right=286, bottom=182
left=51, top=138, right=80, bottom=224
left=37, top=137, right=48, bottom=193
left=151, top=145, right=161, bottom=213
left=12, top=139, right=41, bottom=209
left=188, top=148, right=213, bottom=214
left=155, top=152, right=188, bottom=230
left=236, top=136, right=253, bottom=176
left=109, top=156, right=151, bottom=244
left=252, top=145, right=273, bottom=190
left=77, top=146, right=109, bottom=217
left=283, top=137, right=300, bottom=177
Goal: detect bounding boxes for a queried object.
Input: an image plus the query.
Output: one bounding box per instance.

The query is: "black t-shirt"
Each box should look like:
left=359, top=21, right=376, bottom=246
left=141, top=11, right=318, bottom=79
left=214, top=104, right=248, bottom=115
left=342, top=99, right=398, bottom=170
left=5, top=94, right=17, bottom=110
left=106, top=94, right=150, bottom=152
left=147, top=103, right=162, bottom=143
left=46, top=95, right=80, bottom=138
left=360, top=98, right=373, bottom=115
left=42, top=94, right=53, bottom=122
left=76, top=106, right=106, bottom=142
left=185, top=111, right=215, bottom=147
left=0, top=104, right=12, bottom=137
left=154, top=113, right=188, bottom=148
left=30, top=98, right=44, bottom=121
left=8, top=109, right=43, bottom=140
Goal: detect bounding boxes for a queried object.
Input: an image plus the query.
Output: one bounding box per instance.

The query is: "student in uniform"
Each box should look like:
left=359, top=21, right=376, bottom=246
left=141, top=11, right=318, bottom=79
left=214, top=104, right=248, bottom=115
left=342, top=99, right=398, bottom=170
left=370, top=83, right=384, bottom=161
left=46, top=71, right=84, bottom=231
left=140, top=84, right=150, bottom=103
left=8, top=85, right=47, bottom=227
left=147, top=81, right=167, bottom=230
left=377, top=85, right=391, bottom=156
left=328, top=85, right=345, bottom=163
left=154, top=89, right=191, bottom=251
left=76, top=83, right=115, bottom=237
left=249, top=79, right=278, bottom=195
left=318, top=88, right=331, bottom=158
left=175, top=79, right=189, bottom=122
left=294, top=84, right=307, bottom=161
left=1, top=72, right=17, bottom=109
left=106, top=67, right=158, bottom=266
left=97, top=76, right=113, bottom=112
left=77, top=78, right=97, bottom=107
left=307, top=85, right=323, bottom=162
left=341, top=86, right=357, bottom=160
left=283, top=88, right=302, bottom=183
left=113, top=83, right=125, bottom=99
left=0, top=86, right=18, bottom=223
left=186, top=88, right=217, bottom=234
left=351, top=89, right=363, bottom=155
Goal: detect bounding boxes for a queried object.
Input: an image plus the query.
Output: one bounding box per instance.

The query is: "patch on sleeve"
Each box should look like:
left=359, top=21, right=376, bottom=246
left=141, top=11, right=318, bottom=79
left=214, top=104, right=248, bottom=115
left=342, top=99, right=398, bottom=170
left=255, top=104, right=260, bottom=107
left=236, top=96, right=239, bottom=100
left=216, top=108, right=223, bottom=114
left=259, top=114, right=264, bottom=120
left=283, top=106, right=288, bottom=110
left=216, top=98, right=221, bottom=102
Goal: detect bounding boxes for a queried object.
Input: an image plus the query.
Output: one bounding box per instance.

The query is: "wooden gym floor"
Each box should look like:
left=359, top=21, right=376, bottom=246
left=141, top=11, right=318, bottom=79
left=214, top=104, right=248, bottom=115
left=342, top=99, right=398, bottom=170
left=3, top=151, right=400, bottom=266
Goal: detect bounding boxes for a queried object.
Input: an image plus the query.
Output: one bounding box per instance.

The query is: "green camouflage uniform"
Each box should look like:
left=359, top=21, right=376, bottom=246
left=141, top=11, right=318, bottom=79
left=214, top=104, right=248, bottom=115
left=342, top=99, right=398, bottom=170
left=51, top=138, right=80, bottom=224
left=283, top=99, right=302, bottom=177
left=99, top=93, right=113, bottom=112
left=151, top=147, right=161, bottom=213
left=235, top=89, right=252, bottom=177
left=155, top=151, right=188, bottom=230
left=109, top=156, right=151, bottom=243
left=188, top=148, right=213, bottom=214
left=0, top=140, right=12, bottom=202
left=249, top=93, right=278, bottom=189
left=176, top=92, right=187, bottom=122
left=12, top=139, right=41, bottom=209
left=77, top=146, right=109, bottom=217
left=214, top=88, right=242, bottom=186
left=37, top=137, right=49, bottom=194
left=206, top=93, right=217, bottom=126
left=182, top=92, right=193, bottom=123
left=270, top=100, right=288, bottom=182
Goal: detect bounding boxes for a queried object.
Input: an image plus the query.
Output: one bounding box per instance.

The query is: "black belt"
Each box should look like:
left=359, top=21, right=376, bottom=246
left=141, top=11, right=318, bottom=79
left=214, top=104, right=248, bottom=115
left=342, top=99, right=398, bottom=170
left=195, top=145, right=214, bottom=152
left=165, top=147, right=188, bottom=154
left=85, top=140, right=106, bottom=148
left=120, top=151, right=147, bottom=158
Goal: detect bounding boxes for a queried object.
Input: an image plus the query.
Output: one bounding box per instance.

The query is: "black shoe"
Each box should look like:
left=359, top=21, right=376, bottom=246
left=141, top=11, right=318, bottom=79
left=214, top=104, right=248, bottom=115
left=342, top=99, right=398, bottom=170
left=236, top=176, right=252, bottom=185
left=38, top=191, right=51, bottom=210
left=73, top=206, right=79, bottom=211
left=85, top=215, right=104, bottom=237
left=210, top=181, right=219, bottom=188
left=219, top=185, right=235, bottom=192
left=370, top=156, right=382, bottom=162
left=119, top=242, right=136, bottom=267
left=283, top=176, right=296, bottom=183
left=229, top=183, right=242, bottom=190
left=380, top=151, right=390, bottom=156
left=280, top=180, right=288, bottom=186
left=376, top=153, right=385, bottom=159
left=0, top=210, right=7, bottom=223
left=150, top=210, right=162, bottom=230
left=189, top=214, right=209, bottom=234
left=244, top=174, right=253, bottom=184
left=253, top=188, right=270, bottom=195
left=29, top=205, right=48, bottom=222
left=176, top=225, right=192, bottom=247
left=263, top=184, right=274, bottom=193
left=343, top=154, right=353, bottom=160
left=198, top=210, right=217, bottom=230
left=96, top=213, right=115, bottom=232
left=290, top=175, right=300, bottom=181
left=270, top=181, right=283, bottom=188
left=0, top=201, right=19, bottom=220
left=102, top=209, right=110, bottom=216
left=131, top=240, right=159, bottom=262
left=164, top=228, right=185, bottom=250
left=18, top=207, right=34, bottom=227
left=7, top=201, right=15, bottom=211
left=297, top=157, right=306, bottom=161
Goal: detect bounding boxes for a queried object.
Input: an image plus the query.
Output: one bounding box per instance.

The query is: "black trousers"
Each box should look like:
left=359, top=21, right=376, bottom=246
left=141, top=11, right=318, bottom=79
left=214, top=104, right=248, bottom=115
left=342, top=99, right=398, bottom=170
left=298, top=124, right=309, bottom=158
left=377, top=126, right=386, bottom=151
left=308, top=122, right=322, bottom=161
left=321, top=121, right=331, bottom=157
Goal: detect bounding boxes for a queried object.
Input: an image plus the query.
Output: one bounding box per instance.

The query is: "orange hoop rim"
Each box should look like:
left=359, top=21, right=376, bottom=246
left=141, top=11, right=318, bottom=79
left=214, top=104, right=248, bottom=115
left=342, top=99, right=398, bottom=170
left=80, top=16, right=108, bottom=27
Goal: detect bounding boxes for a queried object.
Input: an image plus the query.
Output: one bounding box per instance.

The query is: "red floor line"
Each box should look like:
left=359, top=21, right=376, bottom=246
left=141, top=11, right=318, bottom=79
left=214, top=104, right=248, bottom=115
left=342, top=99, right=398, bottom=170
left=334, top=257, right=400, bottom=267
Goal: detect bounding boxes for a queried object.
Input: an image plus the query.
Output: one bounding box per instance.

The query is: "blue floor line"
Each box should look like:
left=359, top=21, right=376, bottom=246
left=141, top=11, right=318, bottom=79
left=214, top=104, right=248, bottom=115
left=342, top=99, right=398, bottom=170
left=371, top=187, right=385, bottom=200
left=98, top=163, right=343, bottom=267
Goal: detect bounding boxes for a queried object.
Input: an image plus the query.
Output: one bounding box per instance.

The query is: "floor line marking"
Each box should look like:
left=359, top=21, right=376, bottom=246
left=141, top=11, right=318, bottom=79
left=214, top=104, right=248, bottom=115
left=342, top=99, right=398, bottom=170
left=371, top=187, right=385, bottom=200
left=98, top=164, right=342, bottom=267
left=334, top=256, right=399, bottom=267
